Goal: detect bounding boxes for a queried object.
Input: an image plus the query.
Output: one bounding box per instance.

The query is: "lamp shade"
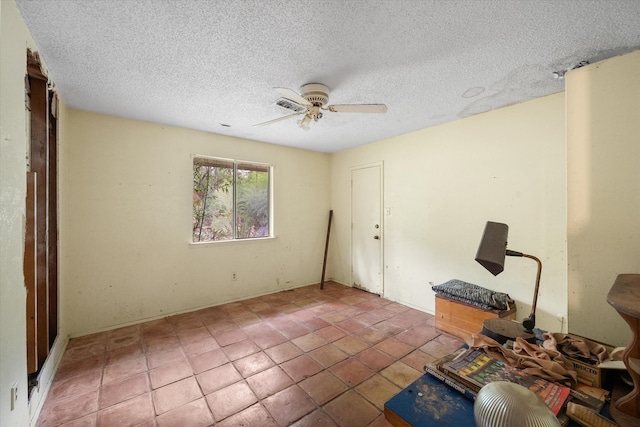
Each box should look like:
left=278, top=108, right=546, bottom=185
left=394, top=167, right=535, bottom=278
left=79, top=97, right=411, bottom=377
left=474, top=381, right=561, bottom=427
left=475, top=221, right=508, bottom=276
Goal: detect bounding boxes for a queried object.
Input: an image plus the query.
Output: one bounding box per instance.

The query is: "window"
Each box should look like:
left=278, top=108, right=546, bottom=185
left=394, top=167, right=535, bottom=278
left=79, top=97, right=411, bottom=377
left=193, top=156, right=271, bottom=242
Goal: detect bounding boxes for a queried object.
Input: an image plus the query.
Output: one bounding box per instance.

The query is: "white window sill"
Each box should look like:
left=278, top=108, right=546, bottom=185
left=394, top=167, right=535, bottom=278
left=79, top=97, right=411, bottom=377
left=189, top=236, right=277, bottom=248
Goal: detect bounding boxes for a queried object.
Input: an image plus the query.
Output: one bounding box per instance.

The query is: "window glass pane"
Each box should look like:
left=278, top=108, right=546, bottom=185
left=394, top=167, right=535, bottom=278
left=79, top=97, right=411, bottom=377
left=236, top=164, right=269, bottom=239
left=193, top=161, right=234, bottom=241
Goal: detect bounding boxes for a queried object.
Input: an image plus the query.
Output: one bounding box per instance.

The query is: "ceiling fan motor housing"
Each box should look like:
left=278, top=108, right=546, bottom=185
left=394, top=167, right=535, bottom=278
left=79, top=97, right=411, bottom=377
left=300, top=83, right=329, bottom=106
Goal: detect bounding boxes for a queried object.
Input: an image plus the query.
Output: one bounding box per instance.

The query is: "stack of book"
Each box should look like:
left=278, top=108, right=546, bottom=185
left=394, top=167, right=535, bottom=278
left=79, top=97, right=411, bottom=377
left=424, top=348, right=608, bottom=425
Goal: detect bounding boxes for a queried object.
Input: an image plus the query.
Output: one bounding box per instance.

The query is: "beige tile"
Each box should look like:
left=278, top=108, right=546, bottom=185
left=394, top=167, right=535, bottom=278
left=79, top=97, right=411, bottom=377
left=176, top=326, right=212, bottom=343
left=102, top=355, right=147, bottom=384
left=356, top=348, right=395, bottom=372
left=301, top=316, right=331, bottom=331
left=214, top=403, right=277, bottom=427
left=189, top=347, right=228, bottom=374
left=169, top=315, right=205, bottom=331
left=330, top=358, right=374, bottom=386
left=195, top=363, right=242, bottom=394
left=245, top=366, right=293, bottom=399
left=262, top=385, right=315, bottom=426
left=264, top=341, right=302, bottom=364
left=63, top=343, right=106, bottom=361
left=57, top=413, right=97, bottom=427
left=47, top=370, right=101, bottom=402
left=99, top=372, right=150, bottom=409
left=149, top=359, right=193, bottom=389
left=419, top=339, right=457, bottom=358
left=334, top=335, right=369, bottom=355
left=320, top=311, right=349, bottom=324
left=290, top=409, right=337, bottom=427
left=37, top=391, right=99, bottom=427
left=355, top=327, right=387, bottom=345
left=96, top=392, right=154, bottom=427
left=205, top=381, right=258, bottom=421
left=152, top=377, right=202, bottom=415
left=375, top=337, right=413, bottom=358
left=214, top=327, right=248, bottom=346
left=222, top=339, right=260, bottom=361
left=54, top=355, right=105, bottom=382
left=105, top=343, right=144, bottom=366
left=281, top=354, right=323, bottom=382
left=146, top=346, right=187, bottom=369
left=379, top=361, right=422, bottom=389
left=401, top=349, right=436, bottom=372
left=106, top=331, right=141, bottom=351
left=143, top=334, right=180, bottom=353
left=107, top=324, right=141, bottom=338
left=66, top=333, right=107, bottom=350
left=323, top=390, right=379, bottom=427
left=204, top=319, right=236, bottom=335
left=251, top=329, right=288, bottom=349
left=309, top=344, right=349, bottom=368
left=142, top=321, right=175, bottom=340
left=292, top=333, right=328, bottom=352
left=156, top=398, right=213, bottom=427
left=299, top=371, right=348, bottom=405
left=368, top=414, right=395, bottom=427
left=233, top=312, right=263, bottom=327
left=233, top=351, right=275, bottom=378
left=355, top=374, right=401, bottom=410
left=183, top=336, right=220, bottom=355
left=336, top=318, right=367, bottom=334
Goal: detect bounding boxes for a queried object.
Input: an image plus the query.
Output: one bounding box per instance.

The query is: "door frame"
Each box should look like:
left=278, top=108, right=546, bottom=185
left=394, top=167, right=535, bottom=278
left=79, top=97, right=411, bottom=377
left=25, top=49, right=59, bottom=390
left=350, top=161, right=384, bottom=296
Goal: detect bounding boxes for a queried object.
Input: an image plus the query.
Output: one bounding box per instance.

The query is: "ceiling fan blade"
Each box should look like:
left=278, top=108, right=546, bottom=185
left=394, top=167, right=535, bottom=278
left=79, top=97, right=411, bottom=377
left=327, top=104, right=388, bottom=113
left=253, top=112, right=303, bottom=127
left=274, top=87, right=312, bottom=107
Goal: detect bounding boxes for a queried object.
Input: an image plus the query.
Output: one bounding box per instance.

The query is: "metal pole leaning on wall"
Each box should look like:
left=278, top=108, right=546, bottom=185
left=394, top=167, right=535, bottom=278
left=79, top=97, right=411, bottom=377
left=320, top=210, right=333, bottom=290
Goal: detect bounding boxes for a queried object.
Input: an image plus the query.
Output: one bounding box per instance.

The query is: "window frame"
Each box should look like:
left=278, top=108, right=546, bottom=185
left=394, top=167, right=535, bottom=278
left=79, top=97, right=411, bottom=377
left=191, top=154, right=274, bottom=244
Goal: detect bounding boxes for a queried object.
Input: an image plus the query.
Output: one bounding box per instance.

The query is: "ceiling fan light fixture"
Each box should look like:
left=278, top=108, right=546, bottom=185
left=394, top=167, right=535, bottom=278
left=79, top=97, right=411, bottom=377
left=298, top=115, right=312, bottom=130
left=300, top=83, right=330, bottom=106
left=254, top=83, right=387, bottom=129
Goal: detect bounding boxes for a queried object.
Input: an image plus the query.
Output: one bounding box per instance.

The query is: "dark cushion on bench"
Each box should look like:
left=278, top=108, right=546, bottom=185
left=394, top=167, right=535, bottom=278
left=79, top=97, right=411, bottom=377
left=432, top=279, right=514, bottom=311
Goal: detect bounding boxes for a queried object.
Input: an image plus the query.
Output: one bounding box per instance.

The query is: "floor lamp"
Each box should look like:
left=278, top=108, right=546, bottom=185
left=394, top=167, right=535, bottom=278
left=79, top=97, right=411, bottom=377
left=475, top=221, right=541, bottom=344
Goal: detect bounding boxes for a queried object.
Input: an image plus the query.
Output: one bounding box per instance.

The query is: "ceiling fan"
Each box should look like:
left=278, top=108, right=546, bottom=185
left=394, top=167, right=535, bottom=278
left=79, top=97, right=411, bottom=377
left=254, top=83, right=387, bottom=130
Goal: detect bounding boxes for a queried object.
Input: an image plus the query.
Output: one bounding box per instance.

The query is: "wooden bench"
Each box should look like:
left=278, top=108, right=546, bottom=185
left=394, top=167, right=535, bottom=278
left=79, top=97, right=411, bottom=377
left=435, top=294, right=516, bottom=340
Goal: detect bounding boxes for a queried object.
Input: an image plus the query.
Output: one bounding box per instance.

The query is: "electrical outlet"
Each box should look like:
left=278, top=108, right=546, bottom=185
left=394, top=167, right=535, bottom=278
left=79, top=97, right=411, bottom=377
left=232, top=272, right=237, bottom=281
left=10, top=382, right=18, bottom=411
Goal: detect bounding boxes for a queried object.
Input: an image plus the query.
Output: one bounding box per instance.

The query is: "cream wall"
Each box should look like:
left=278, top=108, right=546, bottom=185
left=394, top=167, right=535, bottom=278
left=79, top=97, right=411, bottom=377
left=61, top=110, right=331, bottom=336
left=0, top=2, right=30, bottom=424
left=330, top=93, right=568, bottom=334
left=567, top=51, right=640, bottom=346
left=0, top=1, right=68, bottom=426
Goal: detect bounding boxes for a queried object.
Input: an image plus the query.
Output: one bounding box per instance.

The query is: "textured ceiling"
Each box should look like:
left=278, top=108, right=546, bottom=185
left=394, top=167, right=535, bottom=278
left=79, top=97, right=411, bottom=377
left=15, top=0, right=640, bottom=153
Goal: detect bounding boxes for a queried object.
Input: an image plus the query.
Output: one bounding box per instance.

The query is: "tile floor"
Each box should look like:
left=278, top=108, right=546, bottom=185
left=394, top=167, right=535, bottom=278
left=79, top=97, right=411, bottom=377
left=36, top=281, right=463, bottom=427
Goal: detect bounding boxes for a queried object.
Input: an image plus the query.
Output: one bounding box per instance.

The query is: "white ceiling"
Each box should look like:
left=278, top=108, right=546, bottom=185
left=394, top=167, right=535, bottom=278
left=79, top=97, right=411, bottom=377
left=15, top=0, right=640, bottom=153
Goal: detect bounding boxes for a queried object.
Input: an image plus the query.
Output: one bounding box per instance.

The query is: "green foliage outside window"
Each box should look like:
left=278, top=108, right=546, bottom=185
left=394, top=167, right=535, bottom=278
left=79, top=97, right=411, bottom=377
left=193, top=157, right=270, bottom=242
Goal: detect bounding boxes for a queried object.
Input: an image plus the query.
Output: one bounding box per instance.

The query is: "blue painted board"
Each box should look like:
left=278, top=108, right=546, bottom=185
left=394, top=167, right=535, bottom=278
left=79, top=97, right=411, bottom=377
left=384, top=373, right=474, bottom=426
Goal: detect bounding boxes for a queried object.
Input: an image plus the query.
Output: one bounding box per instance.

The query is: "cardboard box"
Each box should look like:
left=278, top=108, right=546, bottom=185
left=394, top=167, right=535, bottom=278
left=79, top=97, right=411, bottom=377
left=564, top=334, right=615, bottom=388
left=435, top=295, right=516, bottom=340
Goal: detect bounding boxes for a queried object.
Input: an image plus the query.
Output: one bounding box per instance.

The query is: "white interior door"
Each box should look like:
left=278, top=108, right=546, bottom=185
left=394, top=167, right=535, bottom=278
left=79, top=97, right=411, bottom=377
left=351, top=164, right=383, bottom=295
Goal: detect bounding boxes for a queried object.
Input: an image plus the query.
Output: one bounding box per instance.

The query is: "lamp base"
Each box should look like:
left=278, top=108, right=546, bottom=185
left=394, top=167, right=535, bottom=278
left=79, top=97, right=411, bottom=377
left=481, top=318, right=536, bottom=344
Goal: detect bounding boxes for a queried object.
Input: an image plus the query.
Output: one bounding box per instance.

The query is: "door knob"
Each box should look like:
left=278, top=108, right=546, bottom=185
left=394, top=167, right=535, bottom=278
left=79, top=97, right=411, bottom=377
left=374, top=235, right=380, bottom=240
